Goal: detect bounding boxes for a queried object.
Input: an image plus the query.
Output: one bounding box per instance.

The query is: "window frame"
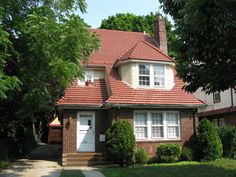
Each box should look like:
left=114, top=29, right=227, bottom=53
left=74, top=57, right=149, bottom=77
left=138, top=63, right=166, bottom=89
left=213, top=92, right=221, bottom=103
left=134, top=110, right=181, bottom=141
left=78, top=69, right=94, bottom=86
left=138, top=64, right=150, bottom=87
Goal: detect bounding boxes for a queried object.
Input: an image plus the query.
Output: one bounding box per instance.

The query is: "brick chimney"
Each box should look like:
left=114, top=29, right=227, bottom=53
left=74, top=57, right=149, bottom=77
left=154, top=15, right=168, bottom=54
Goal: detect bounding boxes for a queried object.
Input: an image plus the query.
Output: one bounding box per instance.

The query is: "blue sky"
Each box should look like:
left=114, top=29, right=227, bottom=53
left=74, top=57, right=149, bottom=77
left=77, top=0, right=161, bottom=28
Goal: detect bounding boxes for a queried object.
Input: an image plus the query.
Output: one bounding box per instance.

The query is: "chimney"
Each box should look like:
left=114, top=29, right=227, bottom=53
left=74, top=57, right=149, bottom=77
left=154, top=15, right=168, bottom=54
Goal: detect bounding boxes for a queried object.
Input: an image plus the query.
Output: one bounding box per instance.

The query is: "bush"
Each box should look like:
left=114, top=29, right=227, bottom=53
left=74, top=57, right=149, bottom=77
left=196, top=118, right=223, bottom=161
left=218, top=125, right=236, bottom=158
left=105, top=120, right=135, bottom=166
left=157, top=144, right=181, bottom=163
left=135, top=148, right=149, bottom=164
left=180, top=147, right=193, bottom=161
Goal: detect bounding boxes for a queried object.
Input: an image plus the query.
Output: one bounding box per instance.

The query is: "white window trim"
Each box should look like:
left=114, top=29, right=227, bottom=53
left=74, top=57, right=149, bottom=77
left=134, top=110, right=181, bottom=141
left=138, top=64, right=150, bottom=87
left=138, top=63, right=166, bottom=89
left=78, top=70, right=94, bottom=86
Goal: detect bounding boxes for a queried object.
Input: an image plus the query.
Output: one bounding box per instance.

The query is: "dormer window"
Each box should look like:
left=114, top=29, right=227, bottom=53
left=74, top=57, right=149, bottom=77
left=78, top=70, right=94, bottom=86
left=138, top=64, right=165, bottom=88
left=139, top=65, right=150, bottom=86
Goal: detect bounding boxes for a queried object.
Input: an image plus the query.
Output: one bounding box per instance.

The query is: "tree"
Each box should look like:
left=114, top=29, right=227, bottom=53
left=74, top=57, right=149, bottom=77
left=0, top=0, right=100, bottom=142
left=105, top=120, right=135, bottom=166
left=160, top=0, right=236, bottom=93
left=100, top=13, right=178, bottom=58
left=196, top=118, right=222, bottom=161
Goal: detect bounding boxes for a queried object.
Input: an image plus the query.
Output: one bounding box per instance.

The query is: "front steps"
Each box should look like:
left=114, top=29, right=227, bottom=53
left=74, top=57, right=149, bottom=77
left=62, top=152, right=111, bottom=166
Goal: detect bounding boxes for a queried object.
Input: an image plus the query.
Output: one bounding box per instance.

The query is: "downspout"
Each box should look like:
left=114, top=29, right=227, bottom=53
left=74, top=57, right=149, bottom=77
left=192, top=109, right=198, bottom=134
left=230, top=87, right=234, bottom=107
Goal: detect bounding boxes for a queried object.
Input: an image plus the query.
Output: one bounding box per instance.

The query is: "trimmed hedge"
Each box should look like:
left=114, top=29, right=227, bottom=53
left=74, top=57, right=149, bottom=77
left=135, top=148, right=149, bottom=164
left=218, top=125, right=236, bottom=158
left=105, top=120, right=135, bottom=166
left=196, top=118, right=223, bottom=161
left=157, top=144, right=181, bottom=163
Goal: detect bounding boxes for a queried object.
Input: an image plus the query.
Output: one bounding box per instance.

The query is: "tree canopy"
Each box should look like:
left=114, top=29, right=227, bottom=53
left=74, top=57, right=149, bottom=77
left=100, top=12, right=178, bottom=58
left=0, top=0, right=100, bottom=139
left=160, top=0, right=236, bottom=93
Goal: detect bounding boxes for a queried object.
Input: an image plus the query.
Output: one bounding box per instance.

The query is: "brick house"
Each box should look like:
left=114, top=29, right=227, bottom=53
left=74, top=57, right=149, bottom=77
left=57, top=16, right=204, bottom=166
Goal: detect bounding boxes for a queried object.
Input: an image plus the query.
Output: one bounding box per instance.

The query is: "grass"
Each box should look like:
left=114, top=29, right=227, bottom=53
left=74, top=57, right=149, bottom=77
left=102, top=159, right=236, bottom=177
left=0, top=161, right=11, bottom=169
left=60, top=170, right=84, bottom=177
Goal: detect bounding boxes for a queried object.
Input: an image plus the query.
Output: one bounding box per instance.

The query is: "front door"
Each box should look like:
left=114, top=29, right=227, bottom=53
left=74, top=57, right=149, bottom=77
left=77, top=112, right=95, bottom=152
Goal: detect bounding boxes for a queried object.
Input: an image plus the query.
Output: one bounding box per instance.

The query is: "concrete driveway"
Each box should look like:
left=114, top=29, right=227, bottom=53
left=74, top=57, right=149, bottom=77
left=0, top=144, right=62, bottom=177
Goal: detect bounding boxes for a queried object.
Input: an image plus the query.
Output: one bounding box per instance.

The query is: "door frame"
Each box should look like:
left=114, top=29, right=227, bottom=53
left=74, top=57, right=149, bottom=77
left=77, top=111, right=95, bottom=152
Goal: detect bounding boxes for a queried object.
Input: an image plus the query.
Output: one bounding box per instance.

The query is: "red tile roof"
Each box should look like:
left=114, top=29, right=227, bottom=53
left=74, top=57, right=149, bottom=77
left=57, top=29, right=204, bottom=107
left=57, top=79, right=108, bottom=106
left=118, top=40, right=174, bottom=63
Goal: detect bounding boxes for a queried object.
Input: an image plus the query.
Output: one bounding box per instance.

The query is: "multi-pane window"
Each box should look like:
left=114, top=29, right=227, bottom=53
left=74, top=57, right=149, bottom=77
left=139, top=65, right=150, bottom=86
left=134, top=113, right=148, bottom=139
left=151, top=113, right=164, bottom=138
left=134, top=111, right=180, bottom=140
left=153, top=65, right=165, bottom=88
left=138, top=64, right=165, bottom=88
left=166, top=112, right=179, bottom=138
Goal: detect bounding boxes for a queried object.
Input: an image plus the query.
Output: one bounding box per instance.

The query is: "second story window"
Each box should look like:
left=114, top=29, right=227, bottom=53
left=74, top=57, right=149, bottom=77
left=138, top=64, right=166, bottom=88
left=139, top=65, right=150, bottom=86
left=213, top=92, right=221, bottom=103
left=154, top=65, right=165, bottom=88
left=78, top=70, right=94, bottom=85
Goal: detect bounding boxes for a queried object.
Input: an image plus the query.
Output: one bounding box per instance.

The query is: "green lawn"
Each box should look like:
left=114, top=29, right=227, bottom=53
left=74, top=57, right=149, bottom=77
left=102, top=159, right=236, bottom=177
left=60, top=170, right=84, bottom=177
left=0, top=161, right=11, bottom=169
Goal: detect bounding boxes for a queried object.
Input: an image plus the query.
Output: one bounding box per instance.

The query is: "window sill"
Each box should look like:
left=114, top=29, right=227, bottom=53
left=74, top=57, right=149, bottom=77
left=136, top=139, right=181, bottom=143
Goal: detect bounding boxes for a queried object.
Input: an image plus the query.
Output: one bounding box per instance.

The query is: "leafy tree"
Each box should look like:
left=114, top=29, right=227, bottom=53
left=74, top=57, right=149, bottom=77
left=160, top=0, right=236, bottom=93
left=196, top=118, right=223, bottom=161
left=105, top=120, right=135, bottom=166
left=0, top=0, right=100, bottom=141
left=100, top=13, right=178, bottom=58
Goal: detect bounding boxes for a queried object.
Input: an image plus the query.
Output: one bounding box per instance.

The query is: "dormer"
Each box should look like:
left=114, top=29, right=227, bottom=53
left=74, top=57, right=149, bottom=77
left=115, top=40, right=175, bottom=90
left=78, top=66, right=105, bottom=86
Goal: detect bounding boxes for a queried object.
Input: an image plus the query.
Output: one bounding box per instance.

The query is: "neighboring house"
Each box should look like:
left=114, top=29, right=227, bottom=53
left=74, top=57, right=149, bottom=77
left=194, top=88, right=236, bottom=126
left=47, top=117, right=62, bottom=144
left=57, top=16, right=204, bottom=166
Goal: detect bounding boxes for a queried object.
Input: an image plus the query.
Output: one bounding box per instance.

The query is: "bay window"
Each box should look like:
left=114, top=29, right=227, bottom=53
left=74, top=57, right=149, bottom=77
left=138, top=64, right=165, bottom=88
left=134, top=111, right=180, bottom=140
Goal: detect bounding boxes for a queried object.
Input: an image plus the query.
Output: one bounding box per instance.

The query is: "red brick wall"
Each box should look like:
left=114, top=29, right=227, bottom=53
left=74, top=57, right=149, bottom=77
left=200, top=112, right=236, bottom=126
left=62, top=108, right=197, bottom=158
left=108, top=108, right=196, bottom=157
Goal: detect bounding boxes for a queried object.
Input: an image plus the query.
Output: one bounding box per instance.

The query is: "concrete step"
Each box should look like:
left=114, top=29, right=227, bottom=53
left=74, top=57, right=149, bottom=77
left=63, top=161, right=111, bottom=166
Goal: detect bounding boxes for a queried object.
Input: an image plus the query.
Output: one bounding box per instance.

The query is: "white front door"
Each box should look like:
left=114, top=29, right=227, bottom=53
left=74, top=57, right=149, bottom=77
left=77, top=112, right=95, bottom=152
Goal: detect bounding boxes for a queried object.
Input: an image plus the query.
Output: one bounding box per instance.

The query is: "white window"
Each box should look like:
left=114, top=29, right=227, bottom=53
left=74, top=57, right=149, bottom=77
left=134, top=113, right=148, bottom=139
left=219, top=118, right=225, bottom=126
left=138, top=64, right=166, bottom=88
left=78, top=70, right=94, bottom=85
left=153, top=65, right=165, bottom=88
left=134, top=111, right=180, bottom=140
left=139, top=65, right=150, bottom=86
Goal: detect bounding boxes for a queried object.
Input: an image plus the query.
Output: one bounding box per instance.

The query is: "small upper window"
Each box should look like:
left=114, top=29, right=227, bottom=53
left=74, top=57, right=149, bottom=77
left=213, top=92, right=221, bottom=103
left=153, top=65, right=165, bottom=88
left=139, top=65, right=150, bottom=86
left=78, top=70, right=94, bottom=85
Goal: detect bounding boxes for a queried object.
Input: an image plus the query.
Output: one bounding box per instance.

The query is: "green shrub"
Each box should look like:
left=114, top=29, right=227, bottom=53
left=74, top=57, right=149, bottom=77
left=0, top=161, right=11, bottom=169
left=135, top=148, right=149, bottom=164
left=180, top=147, right=193, bottom=161
left=105, top=120, right=135, bottom=166
left=218, top=125, right=236, bottom=158
left=196, top=118, right=223, bottom=161
left=157, top=144, right=181, bottom=163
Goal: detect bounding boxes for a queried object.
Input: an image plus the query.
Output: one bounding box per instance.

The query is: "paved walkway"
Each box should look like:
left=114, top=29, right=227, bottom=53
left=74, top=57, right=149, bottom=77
left=64, top=167, right=106, bottom=177
left=0, top=144, right=62, bottom=177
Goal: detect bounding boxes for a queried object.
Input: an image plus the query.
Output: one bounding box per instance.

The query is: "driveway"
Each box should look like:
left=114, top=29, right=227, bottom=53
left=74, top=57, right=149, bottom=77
left=0, top=144, right=62, bottom=177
